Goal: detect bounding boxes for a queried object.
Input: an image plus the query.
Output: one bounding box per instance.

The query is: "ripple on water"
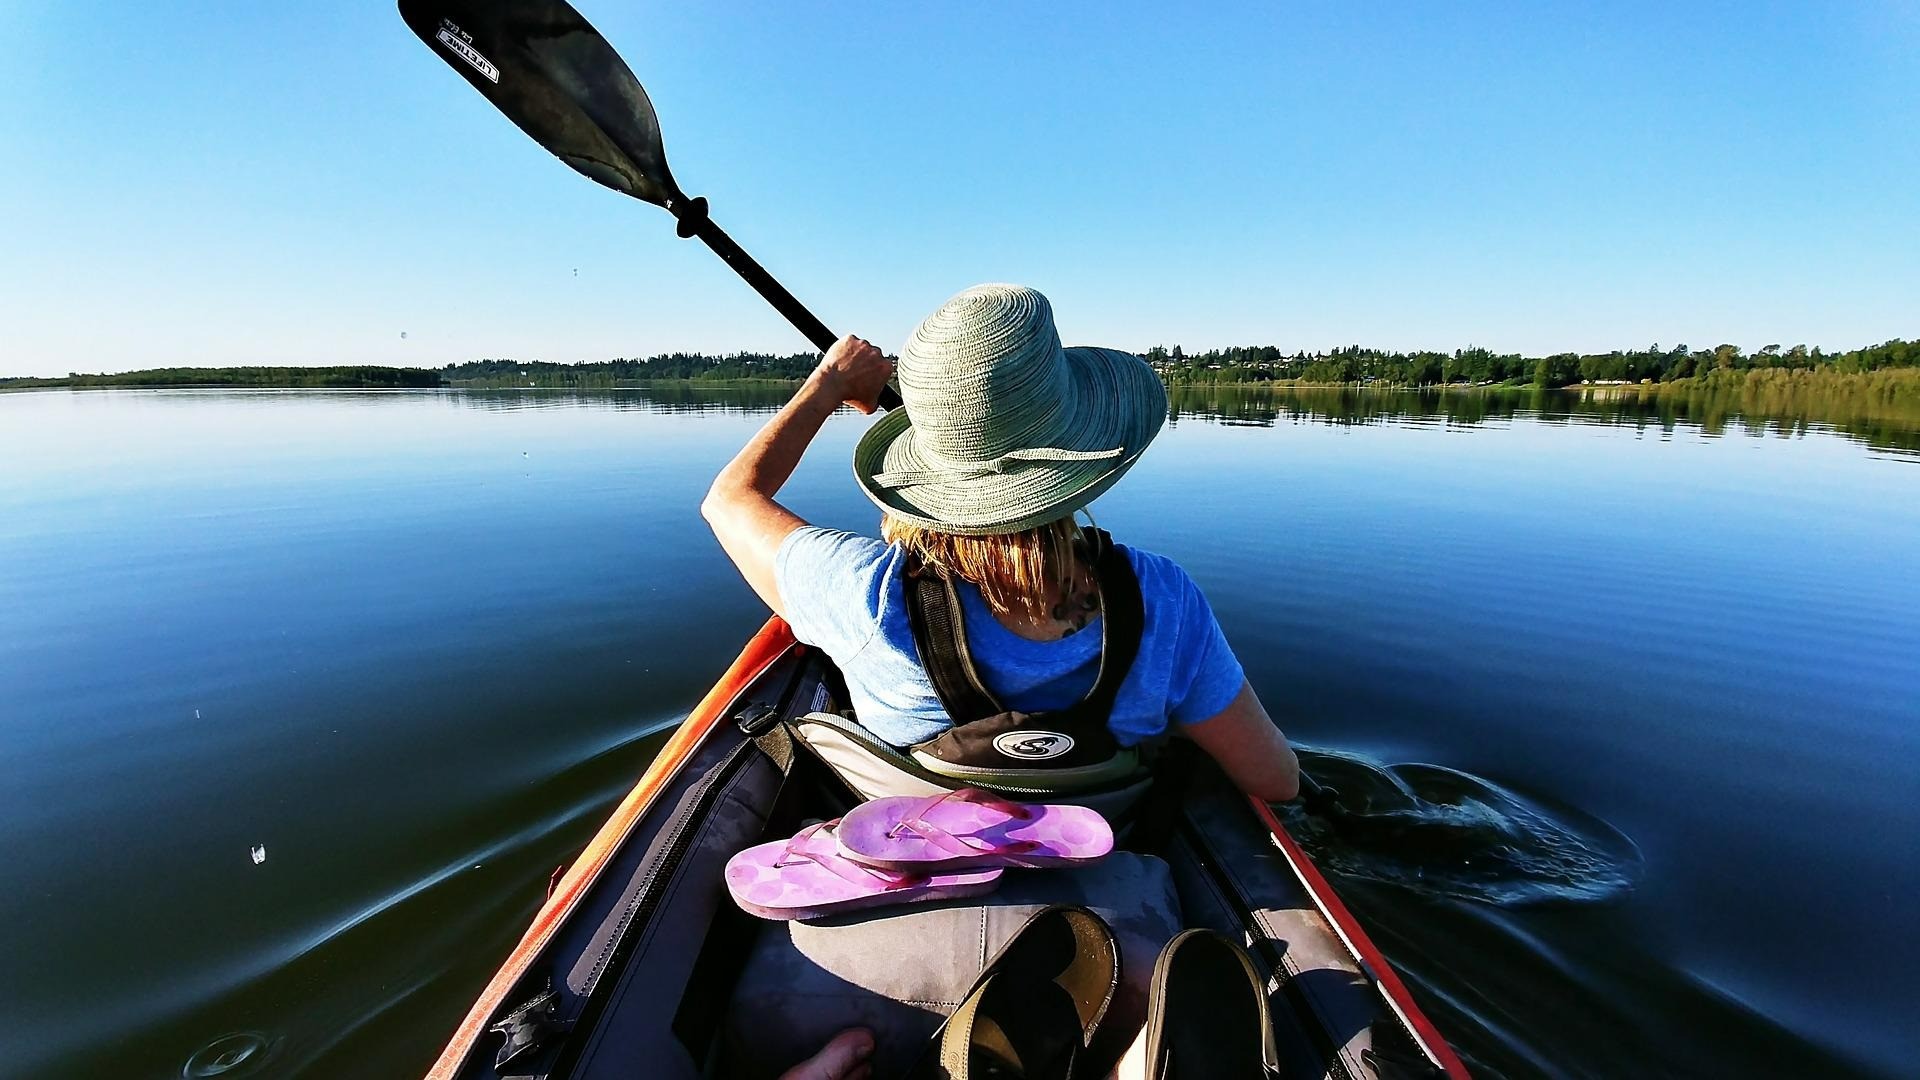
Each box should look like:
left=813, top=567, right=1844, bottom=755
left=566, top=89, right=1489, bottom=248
left=181, top=1032, right=274, bottom=1078
left=1280, top=748, right=1644, bottom=906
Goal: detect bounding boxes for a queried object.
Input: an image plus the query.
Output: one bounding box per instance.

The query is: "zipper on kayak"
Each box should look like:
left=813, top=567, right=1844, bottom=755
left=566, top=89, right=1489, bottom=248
left=533, top=732, right=760, bottom=1078
left=547, top=656, right=811, bottom=1074
left=573, top=655, right=808, bottom=1002
left=577, top=733, right=757, bottom=999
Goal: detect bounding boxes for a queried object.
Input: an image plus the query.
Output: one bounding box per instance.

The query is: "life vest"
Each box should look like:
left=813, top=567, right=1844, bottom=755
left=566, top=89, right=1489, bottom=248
left=785, top=528, right=1155, bottom=810
left=903, top=526, right=1146, bottom=786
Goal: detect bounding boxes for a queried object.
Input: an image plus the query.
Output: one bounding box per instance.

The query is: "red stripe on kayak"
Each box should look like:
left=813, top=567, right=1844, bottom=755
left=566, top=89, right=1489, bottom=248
left=1249, top=798, right=1473, bottom=1079
left=425, top=616, right=797, bottom=1080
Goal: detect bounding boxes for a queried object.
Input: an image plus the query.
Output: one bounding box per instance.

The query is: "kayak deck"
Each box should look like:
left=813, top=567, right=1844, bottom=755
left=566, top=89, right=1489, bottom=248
left=427, top=619, right=1468, bottom=1079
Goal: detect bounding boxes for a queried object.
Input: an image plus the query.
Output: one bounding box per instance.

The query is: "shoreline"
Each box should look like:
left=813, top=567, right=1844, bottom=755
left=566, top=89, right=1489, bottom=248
left=5, top=370, right=1913, bottom=394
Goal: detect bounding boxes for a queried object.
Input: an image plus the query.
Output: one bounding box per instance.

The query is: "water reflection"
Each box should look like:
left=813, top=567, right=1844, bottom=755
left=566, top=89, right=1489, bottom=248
left=67, top=382, right=1914, bottom=457
left=1162, top=384, right=1920, bottom=458
left=446, top=383, right=799, bottom=415
left=413, top=382, right=1920, bottom=457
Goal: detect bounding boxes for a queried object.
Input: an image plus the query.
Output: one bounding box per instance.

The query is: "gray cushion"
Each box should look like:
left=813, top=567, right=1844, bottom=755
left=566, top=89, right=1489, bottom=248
left=721, top=852, right=1182, bottom=1079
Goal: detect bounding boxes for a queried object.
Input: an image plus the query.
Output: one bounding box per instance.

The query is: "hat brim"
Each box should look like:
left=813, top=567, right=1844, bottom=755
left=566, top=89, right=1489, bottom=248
left=852, top=346, right=1168, bottom=535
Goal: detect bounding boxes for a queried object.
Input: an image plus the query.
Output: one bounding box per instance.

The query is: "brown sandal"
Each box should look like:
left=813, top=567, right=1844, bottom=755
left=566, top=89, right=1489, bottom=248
left=1139, top=930, right=1280, bottom=1079
left=910, top=905, right=1120, bottom=1080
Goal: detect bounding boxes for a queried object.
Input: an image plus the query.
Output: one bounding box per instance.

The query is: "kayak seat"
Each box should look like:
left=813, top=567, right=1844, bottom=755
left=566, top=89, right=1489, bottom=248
left=719, top=851, right=1182, bottom=1080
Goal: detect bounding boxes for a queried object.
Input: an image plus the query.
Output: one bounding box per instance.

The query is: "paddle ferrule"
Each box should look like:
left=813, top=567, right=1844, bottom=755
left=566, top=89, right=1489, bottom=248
left=669, top=195, right=710, bottom=239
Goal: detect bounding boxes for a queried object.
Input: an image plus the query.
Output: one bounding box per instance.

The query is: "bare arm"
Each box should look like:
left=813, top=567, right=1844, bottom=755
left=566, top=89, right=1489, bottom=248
left=1180, top=681, right=1300, bottom=803
left=700, top=335, right=893, bottom=618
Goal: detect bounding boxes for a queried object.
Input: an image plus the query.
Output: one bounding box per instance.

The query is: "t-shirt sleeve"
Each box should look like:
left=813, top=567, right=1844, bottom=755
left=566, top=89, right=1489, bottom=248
left=1166, top=568, right=1248, bottom=727
left=773, top=526, right=893, bottom=661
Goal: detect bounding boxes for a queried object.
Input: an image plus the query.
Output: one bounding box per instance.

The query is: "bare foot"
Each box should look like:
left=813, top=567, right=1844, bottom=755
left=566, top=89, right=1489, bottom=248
left=778, top=1027, right=875, bottom=1080
left=1107, top=1022, right=1150, bottom=1080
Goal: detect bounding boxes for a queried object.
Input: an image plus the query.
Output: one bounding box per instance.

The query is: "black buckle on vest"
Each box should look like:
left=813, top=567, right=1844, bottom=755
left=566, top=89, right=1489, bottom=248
left=734, top=702, right=782, bottom=736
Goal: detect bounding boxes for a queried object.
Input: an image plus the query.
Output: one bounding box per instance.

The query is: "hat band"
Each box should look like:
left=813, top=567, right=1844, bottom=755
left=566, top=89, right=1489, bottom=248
left=871, top=445, right=1123, bottom=492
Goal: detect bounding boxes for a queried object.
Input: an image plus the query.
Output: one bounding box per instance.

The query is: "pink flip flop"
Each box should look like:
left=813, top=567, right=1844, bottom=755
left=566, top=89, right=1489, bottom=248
left=834, top=789, right=1114, bottom=873
left=724, top=820, right=1003, bottom=921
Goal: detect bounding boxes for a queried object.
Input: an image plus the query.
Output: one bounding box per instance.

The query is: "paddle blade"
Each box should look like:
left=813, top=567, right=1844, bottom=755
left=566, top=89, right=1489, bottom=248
left=399, top=0, right=682, bottom=207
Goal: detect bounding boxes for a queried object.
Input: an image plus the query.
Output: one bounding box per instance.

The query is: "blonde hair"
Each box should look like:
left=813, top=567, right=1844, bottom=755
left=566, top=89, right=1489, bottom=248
left=883, top=515, right=1084, bottom=623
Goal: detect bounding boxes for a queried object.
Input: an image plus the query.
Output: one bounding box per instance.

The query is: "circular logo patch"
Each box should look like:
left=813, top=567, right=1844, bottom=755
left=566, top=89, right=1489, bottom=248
left=992, top=731, right=1075, bottom=761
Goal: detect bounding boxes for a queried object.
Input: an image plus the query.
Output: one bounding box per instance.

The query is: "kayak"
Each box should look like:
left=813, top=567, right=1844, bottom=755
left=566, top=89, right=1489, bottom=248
left=424, top=618, right=1471, bottom=1079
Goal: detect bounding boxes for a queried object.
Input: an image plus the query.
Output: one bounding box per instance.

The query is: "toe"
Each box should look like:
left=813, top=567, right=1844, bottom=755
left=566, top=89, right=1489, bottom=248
left=776, top=1027, right=875, bottom=1080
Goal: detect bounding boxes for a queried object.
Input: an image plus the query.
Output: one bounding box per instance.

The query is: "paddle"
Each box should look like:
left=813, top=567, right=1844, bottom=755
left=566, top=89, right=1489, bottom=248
left=1291, top=772, right=1448, bottom=846
left=399, top=1, right=1363, bottom=826
left=397, top=0, right=901, bottom=410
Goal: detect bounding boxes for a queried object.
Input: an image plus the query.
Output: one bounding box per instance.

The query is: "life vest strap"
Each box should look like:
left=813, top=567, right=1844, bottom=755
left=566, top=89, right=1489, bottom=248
left=903, top=528, right=1145, bottom=772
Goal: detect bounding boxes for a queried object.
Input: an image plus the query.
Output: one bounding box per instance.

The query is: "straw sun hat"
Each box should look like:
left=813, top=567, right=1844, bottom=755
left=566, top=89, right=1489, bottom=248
left=853, top=284, right=1167, bottom=535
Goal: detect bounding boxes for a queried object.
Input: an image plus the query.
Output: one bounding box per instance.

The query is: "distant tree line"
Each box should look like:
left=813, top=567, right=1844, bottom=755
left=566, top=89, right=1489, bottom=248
left=442, top=338, right=1920, bottom=389
left=6, top=340, right=1912, bottom=391
left=0, top=366, right=441, bottom=389
left=441, top=352, right=819, bottom=387
left=1145, top=339, right=1916, bottom=387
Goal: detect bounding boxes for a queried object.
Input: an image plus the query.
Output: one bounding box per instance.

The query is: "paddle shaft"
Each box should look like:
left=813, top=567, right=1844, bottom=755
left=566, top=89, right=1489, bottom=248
left=1297, top=771, right=1346, bottom=817
left=673, top=198, right=901, bottom=410
left=681, top=213, right=832, bottom=350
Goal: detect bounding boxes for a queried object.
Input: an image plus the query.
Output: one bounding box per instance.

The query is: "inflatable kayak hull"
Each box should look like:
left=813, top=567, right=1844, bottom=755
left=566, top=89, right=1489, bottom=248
left=425, top=618, right=1470, bottom=1080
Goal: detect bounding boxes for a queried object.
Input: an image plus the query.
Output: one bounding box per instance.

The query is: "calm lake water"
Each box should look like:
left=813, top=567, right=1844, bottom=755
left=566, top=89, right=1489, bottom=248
left=2, top=384, right=1915, bottom=1079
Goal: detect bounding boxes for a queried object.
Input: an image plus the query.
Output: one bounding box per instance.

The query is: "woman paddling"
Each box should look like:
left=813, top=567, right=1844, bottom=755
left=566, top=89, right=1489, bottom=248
left=701, top=283, right=1299, bottom=804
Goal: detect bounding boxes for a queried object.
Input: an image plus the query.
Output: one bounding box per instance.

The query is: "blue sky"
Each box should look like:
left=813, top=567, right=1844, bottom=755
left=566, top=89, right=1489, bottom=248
left=2, top=2, right=1915, bottom=377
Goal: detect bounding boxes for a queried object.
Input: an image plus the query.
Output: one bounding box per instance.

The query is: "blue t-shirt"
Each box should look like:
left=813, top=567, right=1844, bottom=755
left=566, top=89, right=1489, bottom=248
left=773, top=527, right=1246, bottom=747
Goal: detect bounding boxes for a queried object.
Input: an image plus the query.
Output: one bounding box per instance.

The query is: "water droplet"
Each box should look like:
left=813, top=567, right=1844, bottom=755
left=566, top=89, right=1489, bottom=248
left=182, top=1032, right=272, bottom=1078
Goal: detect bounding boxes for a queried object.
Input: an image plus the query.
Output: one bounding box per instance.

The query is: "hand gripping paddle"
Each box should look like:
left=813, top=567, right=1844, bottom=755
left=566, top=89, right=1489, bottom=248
left=398, top=0, right=901, bottom=409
